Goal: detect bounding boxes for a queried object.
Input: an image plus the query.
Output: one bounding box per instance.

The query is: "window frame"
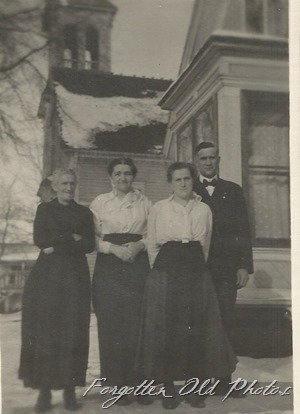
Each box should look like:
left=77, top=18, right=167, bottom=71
left=63, top=24, right=78, bottom=69
left=241, top=90, right=290, bottom=248
left=243, top=0, right=288, bottom=37
left=176, top=96, right=218, bottom=162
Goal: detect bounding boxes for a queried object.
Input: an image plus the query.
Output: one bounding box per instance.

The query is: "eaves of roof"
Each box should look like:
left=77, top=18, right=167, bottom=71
left=52, top=67, right=172, bottom=98
left=159, top=32, right=288, bottom=110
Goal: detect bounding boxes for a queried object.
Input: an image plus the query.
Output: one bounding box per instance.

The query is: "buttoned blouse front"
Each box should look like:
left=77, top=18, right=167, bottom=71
left=147, top=194, right=212, bottom=267
left=90, top=189, right=152, bottom=253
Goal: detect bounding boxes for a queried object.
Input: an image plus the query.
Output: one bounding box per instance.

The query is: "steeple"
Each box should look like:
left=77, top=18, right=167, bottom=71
left=43, top=0, right=117, bottom=72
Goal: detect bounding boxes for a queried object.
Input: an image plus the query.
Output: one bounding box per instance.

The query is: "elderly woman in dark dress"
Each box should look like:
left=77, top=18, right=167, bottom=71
left=19, top=169, right=95, bottom=412
left=90, top=158, right=152, bottom=406
left=138, top=162, right=237, bottom=409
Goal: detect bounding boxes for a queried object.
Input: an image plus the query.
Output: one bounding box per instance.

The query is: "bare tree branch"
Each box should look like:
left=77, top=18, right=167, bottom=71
left=0, top=6, right=42, bottom=19
left=0, top=41, right=49, bottom=73
left=0, top=1, right=48, bottom=225
left=0, top=202, right=11, bottom=257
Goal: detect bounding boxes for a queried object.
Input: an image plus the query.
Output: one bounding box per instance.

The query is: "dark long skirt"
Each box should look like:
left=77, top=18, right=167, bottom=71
left=19, top=253, right=91, bottom=389
left=92, top=233, right=150, bottom=386
left=137, top=241, right=237, bottom=382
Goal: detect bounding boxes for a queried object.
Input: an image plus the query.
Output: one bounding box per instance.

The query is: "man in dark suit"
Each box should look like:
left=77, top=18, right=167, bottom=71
left=193, top=141, right=254, bottom=395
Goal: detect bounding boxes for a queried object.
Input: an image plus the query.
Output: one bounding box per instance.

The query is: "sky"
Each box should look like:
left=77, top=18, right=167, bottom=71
left=110, top=0, right=194, bottom=79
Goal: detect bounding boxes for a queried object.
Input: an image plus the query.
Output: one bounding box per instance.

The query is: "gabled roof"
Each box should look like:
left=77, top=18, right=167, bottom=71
left=54, top=83, right=169, bottom=148
left=160, top=33, right=288, bottom=110
left=44, top=69, right=172, bottom=149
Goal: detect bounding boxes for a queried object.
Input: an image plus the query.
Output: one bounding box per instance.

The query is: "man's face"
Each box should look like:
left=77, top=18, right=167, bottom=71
left=195, top=147, right=220, bottom=178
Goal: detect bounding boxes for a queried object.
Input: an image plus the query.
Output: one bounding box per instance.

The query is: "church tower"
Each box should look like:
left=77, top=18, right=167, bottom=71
left=39, top=0, right=172, bottom=208
left=43, top=0, right=117, bottom=72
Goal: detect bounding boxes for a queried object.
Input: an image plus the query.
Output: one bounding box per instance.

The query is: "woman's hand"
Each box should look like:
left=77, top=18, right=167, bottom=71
left=43, top=247, right=54, bottom=255
left=109, top=245, right=134, bottom=263
left=72, top=233, right=82, bottom=241
left=124, top=241, right=144, bottom=261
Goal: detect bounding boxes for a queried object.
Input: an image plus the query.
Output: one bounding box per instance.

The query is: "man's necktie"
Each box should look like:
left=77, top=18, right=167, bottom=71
left=203, top=179, right=217, bottom=187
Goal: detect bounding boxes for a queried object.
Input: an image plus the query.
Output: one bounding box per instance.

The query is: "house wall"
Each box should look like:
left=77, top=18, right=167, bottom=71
left=71, top=150, right=173, bottom=206
left=161, top=38, right=290, bottom=306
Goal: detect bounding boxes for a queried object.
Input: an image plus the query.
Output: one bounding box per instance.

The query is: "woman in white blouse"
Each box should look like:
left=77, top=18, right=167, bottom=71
left=137, top=162, right=237, bottom=410
left=90, top=158, right=152, bottom=406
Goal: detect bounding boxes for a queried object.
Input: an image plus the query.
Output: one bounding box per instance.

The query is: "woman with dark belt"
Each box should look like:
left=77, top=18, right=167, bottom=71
left=138, top=162, right=237, bottom=409
left=90, top=158, right=152, bottom=406
left=19, top=169, right=95, bottom=412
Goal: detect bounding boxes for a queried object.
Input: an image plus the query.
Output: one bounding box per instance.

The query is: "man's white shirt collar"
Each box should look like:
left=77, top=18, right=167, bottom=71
left=199, top=174, right=218, bottom=183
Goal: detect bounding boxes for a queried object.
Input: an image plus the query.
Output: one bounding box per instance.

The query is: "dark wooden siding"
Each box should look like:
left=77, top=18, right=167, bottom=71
left=76, top=150, right=172, bottom=206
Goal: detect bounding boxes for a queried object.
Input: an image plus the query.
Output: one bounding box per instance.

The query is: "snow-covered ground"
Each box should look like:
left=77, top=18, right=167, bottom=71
left=1, top=312, right=293, bottom=414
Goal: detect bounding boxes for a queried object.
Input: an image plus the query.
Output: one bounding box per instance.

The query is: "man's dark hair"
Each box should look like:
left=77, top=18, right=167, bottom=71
left=194, top=141, right=217, bottom=154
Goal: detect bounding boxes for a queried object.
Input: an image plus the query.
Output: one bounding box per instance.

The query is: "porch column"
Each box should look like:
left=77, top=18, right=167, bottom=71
left=217, top=87, right=242, bottom=185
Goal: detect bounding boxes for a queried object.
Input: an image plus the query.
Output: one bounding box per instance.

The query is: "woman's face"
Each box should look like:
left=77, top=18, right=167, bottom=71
left=53, top=173, right=76, bottom=204
left=170, top=168, right=193, bottom=200
left=110, top=164, right=134, bottom=194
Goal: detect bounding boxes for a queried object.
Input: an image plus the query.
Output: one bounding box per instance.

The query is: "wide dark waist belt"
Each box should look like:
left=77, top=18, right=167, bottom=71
left=154, top=240, right=206, bottom=274
left=161, top=240, right=201, bottom=248
left=103, top=233, right=142, bottom=245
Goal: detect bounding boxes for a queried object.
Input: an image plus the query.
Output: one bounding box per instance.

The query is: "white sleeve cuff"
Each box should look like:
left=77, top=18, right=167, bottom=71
left=98, top=240, right=112, bottom=254
left=140, top=238, right=147, bottom=250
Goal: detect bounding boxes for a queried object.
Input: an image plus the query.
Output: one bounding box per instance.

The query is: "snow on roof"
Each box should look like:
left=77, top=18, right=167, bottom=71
left=0, top=220, right=33, bottom=244
left=55, top=83, right=169, bottom=148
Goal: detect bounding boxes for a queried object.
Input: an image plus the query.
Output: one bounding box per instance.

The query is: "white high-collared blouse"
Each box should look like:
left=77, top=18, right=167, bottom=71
left=147, top=193, right=212, bottom=268
left=90, top=189, right=152, bottom=253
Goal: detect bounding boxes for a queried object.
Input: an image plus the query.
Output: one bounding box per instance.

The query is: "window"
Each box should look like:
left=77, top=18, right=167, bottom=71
left=177, top=123, right=193, bottom=162
left=245, top=0, right=263, bottom=33
left=7, top=264, right=30, bottom=288
left=177, top=98, right=218, bottom=162
left=85, top=27, right=99, bottom=70
left=9, top=274, right=16, bottom=285
left=194, top=98, right=218, bottom=146
left=85, top=50, right=92, bottom=70
left=63, top=25, right=78, bottom=68
left=267, top=0, right=288, bottom=37
left=242, top=91, right=289, bottom=247
left=245, top=0, right=288, bottom=37
left=63, top=49, right=72, bottom=68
